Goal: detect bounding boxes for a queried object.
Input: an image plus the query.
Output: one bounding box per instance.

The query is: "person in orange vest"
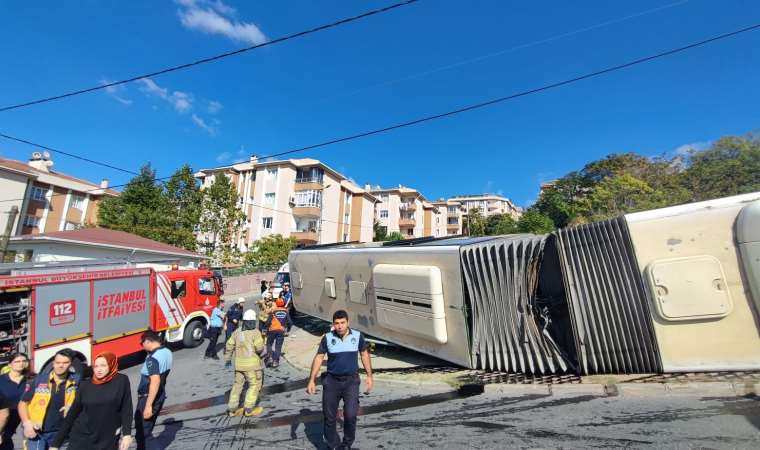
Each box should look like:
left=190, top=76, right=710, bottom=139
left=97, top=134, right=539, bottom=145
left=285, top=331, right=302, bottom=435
left=264, top=296, right=292, bottom=368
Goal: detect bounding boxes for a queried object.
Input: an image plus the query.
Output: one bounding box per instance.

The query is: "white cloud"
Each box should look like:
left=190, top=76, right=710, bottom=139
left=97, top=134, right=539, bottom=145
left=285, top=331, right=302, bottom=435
left=137, top=78, right=194, bottom=113
left=673, top=140, right=711, bottom=156
left=177, top=0, right=267, bottom=45
left=192, top=114, right=217, bottom=136
left=100, top=79, right=132, bottom=105
left=215, top=151, right=231, bottom=162
left=207, top=100, right=223, bottom=114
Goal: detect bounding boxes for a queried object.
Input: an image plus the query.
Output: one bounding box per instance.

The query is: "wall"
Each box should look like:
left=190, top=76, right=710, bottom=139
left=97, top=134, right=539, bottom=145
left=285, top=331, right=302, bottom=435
left=223, top=271, right=277, bottom=296
left=0, top=170, right=28, bottom=235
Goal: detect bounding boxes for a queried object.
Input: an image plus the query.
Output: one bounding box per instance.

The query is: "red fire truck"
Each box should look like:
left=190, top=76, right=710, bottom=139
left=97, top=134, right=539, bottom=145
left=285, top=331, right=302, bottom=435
left=0, top=266, right=222, bottom=372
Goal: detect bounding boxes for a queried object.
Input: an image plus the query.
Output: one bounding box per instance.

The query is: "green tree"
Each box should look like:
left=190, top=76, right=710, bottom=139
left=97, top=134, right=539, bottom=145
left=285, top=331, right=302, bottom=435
left=484, top=213, right=517, bottom=235
left=464, top=208, right=486, bottom=236
left=98, top=164, right=171, bottom=243
left=373, top=220, right=388, bottom=241
left=517, top=209, right=555, bottom=234
left=581, top=174, right=669, bottom=221
left=244, top=234, right=298, bottom=266
left=198, top=174, right=246, bottom=265
left=387, top=231, right=404, bottom=241
left=163, top=164, right=202, bottom=250
left=681, top=136, right=760, bottom=201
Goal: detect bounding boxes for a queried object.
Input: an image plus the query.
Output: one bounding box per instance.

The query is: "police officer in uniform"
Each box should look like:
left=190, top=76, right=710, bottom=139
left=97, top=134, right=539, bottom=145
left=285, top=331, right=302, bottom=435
left=224, top=309, right=266, bottom=417
left=306, top=310, right=373, bottom=450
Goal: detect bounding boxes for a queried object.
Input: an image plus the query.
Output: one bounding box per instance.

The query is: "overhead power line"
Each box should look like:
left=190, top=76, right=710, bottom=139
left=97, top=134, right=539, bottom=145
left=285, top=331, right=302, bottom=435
left=0, top=0, right=420, bottom=113
left=0, top=133, right=139, bottom=176
left=1, top=21, right=759, bottom=206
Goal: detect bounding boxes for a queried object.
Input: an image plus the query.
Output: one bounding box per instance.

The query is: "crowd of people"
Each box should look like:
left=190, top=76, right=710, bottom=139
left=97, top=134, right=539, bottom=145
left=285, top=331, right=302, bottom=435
left=0, top=277, right=372, bottom=450
left=0, top=330, right=167, bottom=450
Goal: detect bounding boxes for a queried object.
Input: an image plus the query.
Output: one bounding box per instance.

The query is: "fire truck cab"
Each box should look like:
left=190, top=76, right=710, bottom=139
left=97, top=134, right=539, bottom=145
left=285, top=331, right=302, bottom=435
left=0, top=266, right=222, bottom=373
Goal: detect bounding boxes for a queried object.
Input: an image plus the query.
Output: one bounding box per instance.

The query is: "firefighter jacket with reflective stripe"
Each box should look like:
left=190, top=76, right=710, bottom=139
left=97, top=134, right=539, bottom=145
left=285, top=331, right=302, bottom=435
left=265, top=307, right=291, bottom=333
left=225, top=328, right=265, bottom=371
left=24, top=371, right=78, bottom=426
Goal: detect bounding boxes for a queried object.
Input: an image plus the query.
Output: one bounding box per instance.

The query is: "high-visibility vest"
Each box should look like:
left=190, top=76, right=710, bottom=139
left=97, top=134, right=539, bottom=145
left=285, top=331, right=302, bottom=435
left=268, top=307, right=288, bottom=332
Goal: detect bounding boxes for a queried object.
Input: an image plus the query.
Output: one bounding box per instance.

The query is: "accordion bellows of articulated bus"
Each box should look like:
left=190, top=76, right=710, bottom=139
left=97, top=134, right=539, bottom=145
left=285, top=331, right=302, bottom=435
left=289, top=192, right=760, bottom=375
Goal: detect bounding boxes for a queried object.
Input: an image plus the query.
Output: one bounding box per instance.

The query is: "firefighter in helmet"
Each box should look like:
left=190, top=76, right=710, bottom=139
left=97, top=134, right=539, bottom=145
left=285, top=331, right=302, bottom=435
left=224, top=309, right=265, bottom=417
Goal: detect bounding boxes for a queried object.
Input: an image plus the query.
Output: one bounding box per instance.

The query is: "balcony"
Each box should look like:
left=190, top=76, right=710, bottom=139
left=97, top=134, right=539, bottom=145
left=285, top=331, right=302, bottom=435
left=292, top=205, right=321, bottom=217
left=294, top=176, right=324, bottom=191
left=399, top=203, right=417, bottom=211
left=399, top=218, right=416, bottom=227
left=447, top=223, right=459, bottom=230
left=447, top=211, right=460, bottom=218
left=292, top=230, right=318, bottom=244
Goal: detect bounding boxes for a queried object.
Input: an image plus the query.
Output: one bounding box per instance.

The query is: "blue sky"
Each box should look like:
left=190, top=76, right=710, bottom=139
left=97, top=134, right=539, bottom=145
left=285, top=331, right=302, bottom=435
left=1, top=0, right=759, bottom=206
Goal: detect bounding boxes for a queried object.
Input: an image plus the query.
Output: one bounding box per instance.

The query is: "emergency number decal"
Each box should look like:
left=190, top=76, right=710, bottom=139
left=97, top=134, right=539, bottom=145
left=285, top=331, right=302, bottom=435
left=49, top=299, right=77, bottom=326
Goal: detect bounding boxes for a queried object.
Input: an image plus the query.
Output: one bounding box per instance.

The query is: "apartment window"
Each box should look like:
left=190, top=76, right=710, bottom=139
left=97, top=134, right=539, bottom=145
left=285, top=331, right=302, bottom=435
left=343, top=233, right=349, bottom=242
left=262, top=217, right=273, bottom=229
left=70, top=195, right=84, bottom=210
left=447, top=206, right=458, bottom=213
left=264, top=192, right=276, bottom=206
left=379, top=193, right=389, bottom=201
left=406, top=228, right=414, bottom=236
left=379, top=210, right=388, bottom=218
left=295, top=219, right=318, bottom=232
left=448, top=217, right=458, bottom=225
left=266, top=167, right=278, bottom=179
left=296, top=167, right=324, bottom=184
left=31, top=186, right=46, bottom=202
left=294, top=190, right=321, bottom=208
left=23, top=215, right=40, bottom=228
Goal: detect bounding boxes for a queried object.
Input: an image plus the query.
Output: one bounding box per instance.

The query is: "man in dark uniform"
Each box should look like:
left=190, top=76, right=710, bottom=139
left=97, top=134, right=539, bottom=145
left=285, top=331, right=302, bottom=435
left=306, top=310, right=373, bottom=450
left=135, top=330, right=172, bottom=450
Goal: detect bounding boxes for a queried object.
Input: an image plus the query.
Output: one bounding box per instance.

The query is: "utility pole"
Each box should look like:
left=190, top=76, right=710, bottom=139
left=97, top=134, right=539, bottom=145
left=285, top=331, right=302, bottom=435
left=0, top=206, right=19, bottom=263
left=316, top=184, right=331, bottom=245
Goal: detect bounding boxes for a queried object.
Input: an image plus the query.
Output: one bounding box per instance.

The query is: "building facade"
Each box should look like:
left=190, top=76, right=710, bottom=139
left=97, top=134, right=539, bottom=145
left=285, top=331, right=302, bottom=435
left=370, top=185, right=442, bottom=239
left=195, top=157, right=377, bottom=250
left=0, top=153, right=118, bottom=238
left=449, top=193, right=523, bottom=220
left=433, top=199, right=466, bottom=236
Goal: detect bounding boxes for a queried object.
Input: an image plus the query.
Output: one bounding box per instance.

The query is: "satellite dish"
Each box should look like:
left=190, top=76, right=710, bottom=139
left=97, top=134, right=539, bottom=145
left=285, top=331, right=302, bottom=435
left=31, top=151, right=42, bottom=160
left=42, top=151, right=51, bottom=159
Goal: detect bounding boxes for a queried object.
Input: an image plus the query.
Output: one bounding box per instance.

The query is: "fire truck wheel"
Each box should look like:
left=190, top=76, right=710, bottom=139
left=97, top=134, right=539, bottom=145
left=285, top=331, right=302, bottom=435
left=183, top=320, right=205, bottom=348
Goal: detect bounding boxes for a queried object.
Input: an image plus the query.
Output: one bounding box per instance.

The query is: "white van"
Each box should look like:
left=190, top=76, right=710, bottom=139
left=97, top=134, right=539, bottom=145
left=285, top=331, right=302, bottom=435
left=271, top=262, right=290, bottom=299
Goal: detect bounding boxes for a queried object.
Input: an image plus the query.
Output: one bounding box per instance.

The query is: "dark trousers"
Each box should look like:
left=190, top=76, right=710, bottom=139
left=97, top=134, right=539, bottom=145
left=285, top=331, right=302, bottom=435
left=322, top=372, right=360, bottom=449
left=135, top=394, right=166, bottom=450
left=205, top=326, right=222, bottom=357
left=225, top=324, right=237, bottom=343
left=0, top=410, right=20, bottom=450
left=266, top=331, right=284, bottom=363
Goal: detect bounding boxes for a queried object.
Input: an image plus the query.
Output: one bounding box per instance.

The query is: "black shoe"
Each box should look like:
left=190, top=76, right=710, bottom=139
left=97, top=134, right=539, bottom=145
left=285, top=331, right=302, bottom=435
left=210, top=355, right=220, bottom=360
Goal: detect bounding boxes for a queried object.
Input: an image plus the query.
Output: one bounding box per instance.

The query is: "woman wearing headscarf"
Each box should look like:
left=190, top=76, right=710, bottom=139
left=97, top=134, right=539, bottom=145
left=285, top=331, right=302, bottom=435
left=0, top=352, right=34, bottom=449
left=49, top=352, right=133, bottom=450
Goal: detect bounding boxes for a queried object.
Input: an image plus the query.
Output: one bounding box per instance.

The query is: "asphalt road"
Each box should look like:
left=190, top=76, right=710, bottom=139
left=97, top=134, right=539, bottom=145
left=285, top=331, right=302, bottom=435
left=11, top=328, right=760, bottom=449
left=113, top=336, right=760, bottom=449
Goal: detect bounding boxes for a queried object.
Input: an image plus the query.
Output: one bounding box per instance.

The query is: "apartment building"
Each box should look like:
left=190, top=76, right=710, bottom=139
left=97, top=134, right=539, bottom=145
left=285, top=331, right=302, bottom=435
left=195, top=157, right=377, bottom=250
left=370, top=185, right=442, bottom=239
left=450, top=193, right=523, bottom=220
left=0, top=153, right=118, bottom=237
left=432, top=199, right=466, bottom=236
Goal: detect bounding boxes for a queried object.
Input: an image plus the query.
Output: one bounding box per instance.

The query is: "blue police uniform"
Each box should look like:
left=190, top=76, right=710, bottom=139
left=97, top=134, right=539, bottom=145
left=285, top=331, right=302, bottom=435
left=205, top=306, right=225, bottom=358
left=135, top=346, right=172, bottom=450
left=318, top=328, right=368, bottom=450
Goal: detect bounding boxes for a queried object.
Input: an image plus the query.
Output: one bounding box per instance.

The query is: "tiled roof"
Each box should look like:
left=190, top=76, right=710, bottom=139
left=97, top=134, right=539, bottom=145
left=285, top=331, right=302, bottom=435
left=12, top=227, right=203, bottom=258
left=0, top=157, right=119, bottom=196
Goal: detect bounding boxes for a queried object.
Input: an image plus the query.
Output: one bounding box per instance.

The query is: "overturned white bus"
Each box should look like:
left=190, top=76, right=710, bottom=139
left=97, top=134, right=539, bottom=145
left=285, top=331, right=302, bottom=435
left=289, top=192, right=760, bottom=375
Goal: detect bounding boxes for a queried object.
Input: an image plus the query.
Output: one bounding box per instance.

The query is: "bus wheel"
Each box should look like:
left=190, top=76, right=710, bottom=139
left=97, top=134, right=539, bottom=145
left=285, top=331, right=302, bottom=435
left=183, top=320, right=205, bottom=348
